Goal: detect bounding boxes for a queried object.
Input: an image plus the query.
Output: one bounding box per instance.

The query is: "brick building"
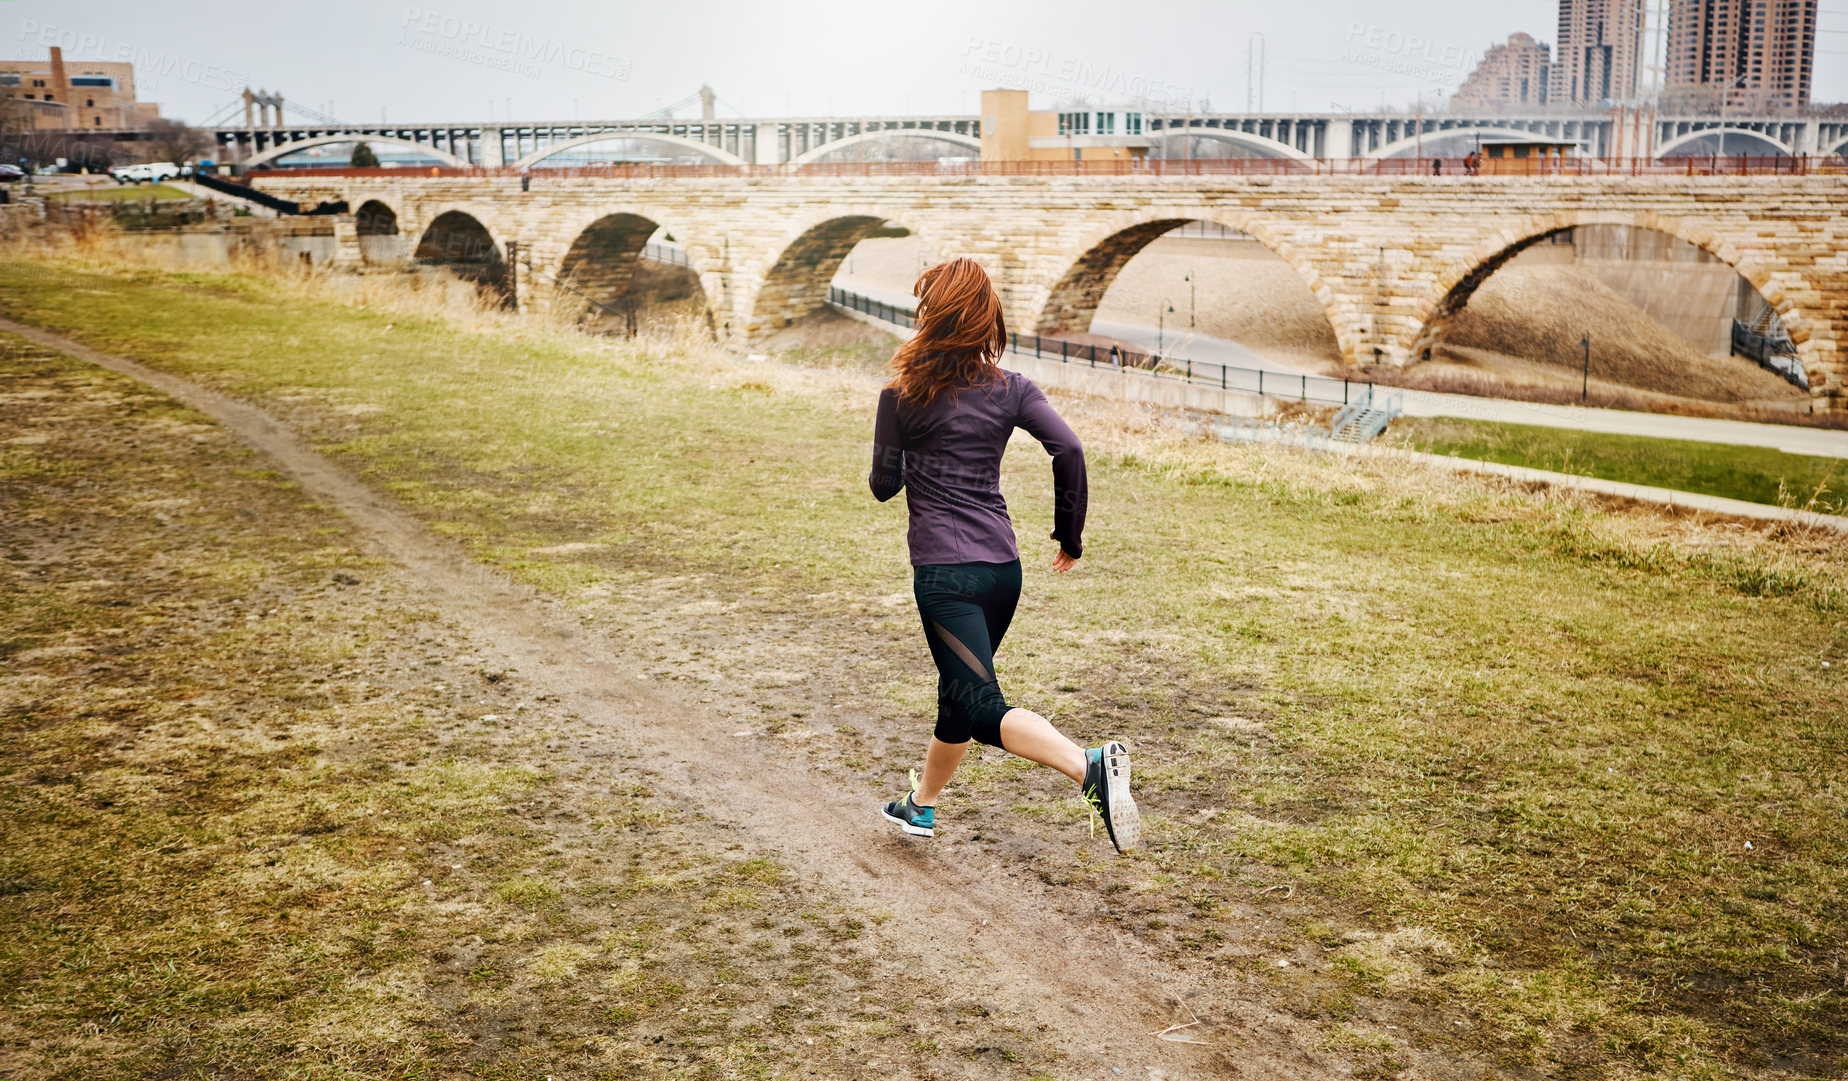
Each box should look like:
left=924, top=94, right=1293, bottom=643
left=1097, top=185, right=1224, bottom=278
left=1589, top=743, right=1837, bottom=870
left=0, top=46, right=159, bottom=131
left=1453, top=33, right=1553, bottom=109
left=979, top=90, right=1152, bottom=162
left=1551, top=0, right=1648, bottom=105
left=1664, top=0, right=1818, bottom=112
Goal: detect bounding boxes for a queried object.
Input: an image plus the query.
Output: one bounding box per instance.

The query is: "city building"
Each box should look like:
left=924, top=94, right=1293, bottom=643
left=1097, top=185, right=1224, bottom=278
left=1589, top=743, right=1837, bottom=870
left=1664, top=0, right=1818, bottom=112
left=979, top=90, right=1152, bottom=162
left=1453, top=33, right=1553, bottom=109
left=0, top=46, right=159, bottom=131
left=1550, top=0, right=1648, bottom=105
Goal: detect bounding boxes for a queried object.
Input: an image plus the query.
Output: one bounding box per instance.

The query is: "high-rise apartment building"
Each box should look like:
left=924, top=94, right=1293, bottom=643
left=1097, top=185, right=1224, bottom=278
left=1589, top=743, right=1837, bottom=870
left=1550, top=0, right=1648, bottom=105
left=1664, top=0, right=1817, bottom=112
left=1453, top=33, right=1553, bottom=109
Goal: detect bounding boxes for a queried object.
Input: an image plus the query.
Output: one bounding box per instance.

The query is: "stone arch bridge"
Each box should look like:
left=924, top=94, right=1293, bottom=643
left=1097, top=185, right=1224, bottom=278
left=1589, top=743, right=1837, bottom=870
left=254, top=173, right=1848, bottom=408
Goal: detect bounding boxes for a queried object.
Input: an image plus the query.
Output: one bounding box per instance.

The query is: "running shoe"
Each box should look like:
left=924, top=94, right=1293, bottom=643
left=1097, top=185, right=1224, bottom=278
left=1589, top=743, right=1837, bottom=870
left=882, top=790, right=935, bottom=838
left=1083, top=741, right=1140, bottom=853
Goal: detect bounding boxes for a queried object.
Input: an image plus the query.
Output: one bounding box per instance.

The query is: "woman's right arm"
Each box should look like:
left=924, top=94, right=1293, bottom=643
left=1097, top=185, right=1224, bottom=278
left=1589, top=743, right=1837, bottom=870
left=868, top=387, right=905, bottom=502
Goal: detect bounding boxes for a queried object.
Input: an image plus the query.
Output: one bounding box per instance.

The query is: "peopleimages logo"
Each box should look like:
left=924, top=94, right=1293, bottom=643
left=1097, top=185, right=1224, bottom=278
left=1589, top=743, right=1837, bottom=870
left=960, top=36, right=1199, bottom=111
left=1340, top=21, right=1478, bottom=89
left=398, top=7, right=630, bottom=81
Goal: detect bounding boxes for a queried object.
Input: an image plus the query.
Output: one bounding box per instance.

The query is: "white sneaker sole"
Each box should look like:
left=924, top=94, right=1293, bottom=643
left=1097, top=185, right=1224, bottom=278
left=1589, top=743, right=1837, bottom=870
left=881, top=808, right=934, bottom=837
left=1102, top=742, right=1140, bottom=852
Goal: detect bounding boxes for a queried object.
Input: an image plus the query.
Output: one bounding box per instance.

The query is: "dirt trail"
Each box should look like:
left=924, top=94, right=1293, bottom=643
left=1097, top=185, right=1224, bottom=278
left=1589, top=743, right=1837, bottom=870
left=0, top=316, right=1381, bottom=1078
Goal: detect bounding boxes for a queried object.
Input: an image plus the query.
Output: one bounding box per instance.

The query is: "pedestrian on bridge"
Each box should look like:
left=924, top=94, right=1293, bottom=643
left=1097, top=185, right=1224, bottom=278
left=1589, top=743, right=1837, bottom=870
left=869, top=257, right=1139, bottom=853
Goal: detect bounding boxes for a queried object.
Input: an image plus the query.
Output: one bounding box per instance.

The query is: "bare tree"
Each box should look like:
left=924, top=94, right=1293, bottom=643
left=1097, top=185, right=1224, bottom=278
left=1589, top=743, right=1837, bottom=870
left=143, top=118, right=214, bottom=165
left=0, top=94, right=33, bottom=170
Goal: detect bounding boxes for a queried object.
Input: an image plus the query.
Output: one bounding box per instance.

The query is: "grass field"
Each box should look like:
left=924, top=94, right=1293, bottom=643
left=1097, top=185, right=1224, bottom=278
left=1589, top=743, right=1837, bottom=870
left=1396, top=416, right=1847, bottom=516
left=1, top=254, right=1844, bottom=1078
left=0, top=333, right=1048, bottom=1078
left=43, top=183, right=192, bottom=203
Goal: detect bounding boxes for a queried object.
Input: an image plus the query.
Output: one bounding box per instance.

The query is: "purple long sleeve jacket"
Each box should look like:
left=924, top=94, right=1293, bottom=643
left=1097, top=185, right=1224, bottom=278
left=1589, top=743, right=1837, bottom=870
left=869, top=370, right=1087, bottom=566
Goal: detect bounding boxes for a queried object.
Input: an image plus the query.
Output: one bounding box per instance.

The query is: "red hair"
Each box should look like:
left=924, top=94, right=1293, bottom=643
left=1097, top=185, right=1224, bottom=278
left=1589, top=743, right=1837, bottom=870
left=888, top=257, right=1006, bottom=407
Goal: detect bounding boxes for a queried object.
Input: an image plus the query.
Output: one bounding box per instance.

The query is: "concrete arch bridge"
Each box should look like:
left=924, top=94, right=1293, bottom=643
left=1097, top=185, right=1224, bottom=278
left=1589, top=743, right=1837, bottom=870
left=254, top=172, right=1848, bottom=409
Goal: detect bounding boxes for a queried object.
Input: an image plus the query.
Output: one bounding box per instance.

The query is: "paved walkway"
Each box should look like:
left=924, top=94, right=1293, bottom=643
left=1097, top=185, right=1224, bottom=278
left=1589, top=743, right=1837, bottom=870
left=834, top=299, right=1848, bottom=529
left=1393, top=388, right=1848, bottom=458
left=1363, top=442, right=1848, bottom=533
left=830, top=277, right=1845, bottom=459
left=1087, top=319, right=1318, bottom=375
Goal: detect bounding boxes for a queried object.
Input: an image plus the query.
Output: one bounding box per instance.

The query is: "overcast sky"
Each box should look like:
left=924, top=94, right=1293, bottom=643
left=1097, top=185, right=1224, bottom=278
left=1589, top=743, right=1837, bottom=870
left=18, top=1, right=1848, bottom=125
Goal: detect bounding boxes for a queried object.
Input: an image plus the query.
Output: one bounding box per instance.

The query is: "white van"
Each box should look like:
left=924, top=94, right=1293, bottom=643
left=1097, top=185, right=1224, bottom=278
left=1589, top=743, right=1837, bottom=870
left=110, top=162, right=182, bottom=185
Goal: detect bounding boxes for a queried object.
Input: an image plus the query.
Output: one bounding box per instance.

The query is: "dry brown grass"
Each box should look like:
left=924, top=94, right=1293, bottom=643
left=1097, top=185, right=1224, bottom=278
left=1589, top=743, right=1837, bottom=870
left=1446, top=264, right=1803, bottom=403
left=1094, top=236, right=1343, bottom=366
left=0, top=217, right=728, bottom=368
left=7, top=253, right=1848, bottom=1077
left=0, top=327, right=1054, bottom=1081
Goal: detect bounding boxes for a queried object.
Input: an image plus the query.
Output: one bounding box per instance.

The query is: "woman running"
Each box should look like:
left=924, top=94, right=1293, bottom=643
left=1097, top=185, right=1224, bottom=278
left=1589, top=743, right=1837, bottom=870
left=869, top=257, right=1138, bottom=854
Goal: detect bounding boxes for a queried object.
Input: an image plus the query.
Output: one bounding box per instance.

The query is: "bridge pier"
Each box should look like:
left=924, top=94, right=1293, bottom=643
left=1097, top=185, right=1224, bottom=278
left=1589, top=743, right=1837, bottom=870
left=248, top=173, right=1848, bottom=411
left=329, top=215, right=364, bottom=272
left=479, top=128, right=504, bottom=168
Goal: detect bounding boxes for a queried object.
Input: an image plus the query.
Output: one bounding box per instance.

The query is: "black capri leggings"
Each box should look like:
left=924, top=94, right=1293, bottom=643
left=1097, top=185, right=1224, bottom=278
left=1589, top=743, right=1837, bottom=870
left=913, top=559, right=1022, bottom=747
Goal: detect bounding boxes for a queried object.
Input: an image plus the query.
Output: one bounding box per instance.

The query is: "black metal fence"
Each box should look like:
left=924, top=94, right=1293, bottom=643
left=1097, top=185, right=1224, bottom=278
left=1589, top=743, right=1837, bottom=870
left=641, top=241, right=692, bottom=267
left=829, top=286, right=917, bottom=329
left=827, top=284, right=1377, bottom=407
left=1732, top=319, right=1809, bottom=388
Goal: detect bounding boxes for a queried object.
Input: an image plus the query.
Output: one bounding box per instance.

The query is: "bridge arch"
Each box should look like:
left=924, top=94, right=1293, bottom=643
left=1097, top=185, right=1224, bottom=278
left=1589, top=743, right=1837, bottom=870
left=1654, top=128, right=1793, bottom=157
left=1406, top=213, right=1829, bottom=394
left=1366, top=126, right=1580, bottom=160
left=354, top=198, right=405, bottom=267
left=791, top=129, right=981, bottom=165
left=550, top=209, right=713, bottom=328
left=354, top=199, right=399, bottom=236
left=243, top=135, right=468, bottom=170
left=1150, top=127, right=1312, bottom=162
left=412, top=208, right=512, bottom=303
left=746, top=211, right=927, bottom=340
left=511, top=132, right=745, bottom=170
left=1035, top=211, right=1350, bottom=360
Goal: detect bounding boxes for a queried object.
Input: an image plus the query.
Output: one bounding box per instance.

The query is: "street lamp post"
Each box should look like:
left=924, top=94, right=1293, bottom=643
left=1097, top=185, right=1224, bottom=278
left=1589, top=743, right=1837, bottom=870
left=1581, top=333, right=1592, bottom=402
left=1719, top=73, right=1747, bottom=160
left=1184, top=270, right=1195, bottom=327
left=1416, top=91, right=1424, bottom=162
left=1158, top=301, right=1175, bottom=355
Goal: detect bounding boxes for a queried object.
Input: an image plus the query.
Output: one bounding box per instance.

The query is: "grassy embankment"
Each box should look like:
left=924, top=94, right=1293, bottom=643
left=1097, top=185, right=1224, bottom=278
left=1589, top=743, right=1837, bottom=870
left=1396, top=416, right=1846, bottom=517
left=1, top=255, right=1844, bottom=1078
left=42, top=184, right=193, bottom=203
left=0, top=333, right=1052, bottom=1077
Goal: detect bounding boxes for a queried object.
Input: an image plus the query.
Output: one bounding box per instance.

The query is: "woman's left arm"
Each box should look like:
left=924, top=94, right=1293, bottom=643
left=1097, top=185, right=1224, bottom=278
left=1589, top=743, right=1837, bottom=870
left=1016, top=383, right=1087, bottom=560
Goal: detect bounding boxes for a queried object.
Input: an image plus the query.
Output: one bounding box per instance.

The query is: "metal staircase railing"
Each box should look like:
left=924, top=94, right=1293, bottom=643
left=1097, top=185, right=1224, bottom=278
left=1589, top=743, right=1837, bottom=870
left=1330, top=387, right=1403, bottom=444
left=186, top=169, right=347, bottom=216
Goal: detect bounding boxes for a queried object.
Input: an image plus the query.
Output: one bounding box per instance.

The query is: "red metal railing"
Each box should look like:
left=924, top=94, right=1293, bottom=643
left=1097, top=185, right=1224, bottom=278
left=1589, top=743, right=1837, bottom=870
left=237, top=155, right=1845, bottom=182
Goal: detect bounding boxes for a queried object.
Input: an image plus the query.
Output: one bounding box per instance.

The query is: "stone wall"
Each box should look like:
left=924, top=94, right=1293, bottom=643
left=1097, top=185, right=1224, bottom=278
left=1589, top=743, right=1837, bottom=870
left=248, top=172, right=1848, bottom=408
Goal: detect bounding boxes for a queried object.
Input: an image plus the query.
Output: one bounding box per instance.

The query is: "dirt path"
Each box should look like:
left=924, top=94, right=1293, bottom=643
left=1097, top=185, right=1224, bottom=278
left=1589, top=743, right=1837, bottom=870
left=0, top=319, right=1394, bottom=1078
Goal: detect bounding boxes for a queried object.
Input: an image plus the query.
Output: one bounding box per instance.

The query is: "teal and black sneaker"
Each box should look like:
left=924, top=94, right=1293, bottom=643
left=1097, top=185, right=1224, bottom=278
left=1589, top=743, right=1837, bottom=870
left=1082, top=741, right=1139, bottom=853
left=881, top=789, right=935, bottom=838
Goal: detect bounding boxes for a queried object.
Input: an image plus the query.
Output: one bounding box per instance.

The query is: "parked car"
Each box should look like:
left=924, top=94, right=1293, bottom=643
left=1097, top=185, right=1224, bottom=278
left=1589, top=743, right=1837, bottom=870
left=109, top=162, right=182, bottom=185
left=0, top=164, right=24, bottom=182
